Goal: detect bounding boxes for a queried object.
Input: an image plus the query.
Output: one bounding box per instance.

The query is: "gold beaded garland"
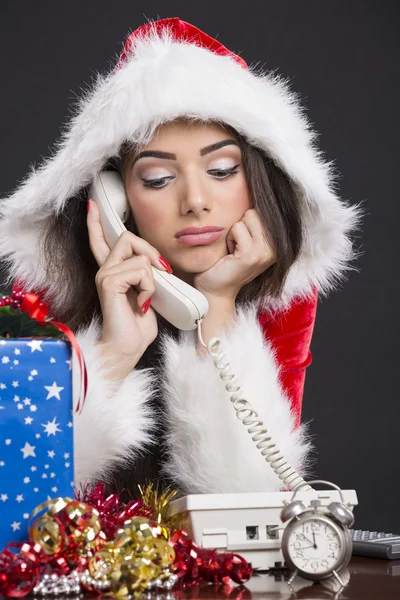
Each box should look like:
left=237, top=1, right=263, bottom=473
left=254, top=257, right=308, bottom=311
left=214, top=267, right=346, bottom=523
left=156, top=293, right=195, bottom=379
left=87, top=515, right=176, bottom=595
left=26, top=486, right=181, bottom=596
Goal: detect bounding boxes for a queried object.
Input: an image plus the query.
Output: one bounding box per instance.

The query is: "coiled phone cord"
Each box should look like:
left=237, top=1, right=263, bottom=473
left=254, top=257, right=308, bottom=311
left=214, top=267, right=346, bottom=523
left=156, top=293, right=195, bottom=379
left=196, top=317, right=312, bottom=493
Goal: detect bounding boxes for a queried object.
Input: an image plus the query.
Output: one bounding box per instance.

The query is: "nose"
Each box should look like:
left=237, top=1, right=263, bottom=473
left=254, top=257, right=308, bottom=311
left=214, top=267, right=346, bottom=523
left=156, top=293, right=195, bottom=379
left=179, top=172, right=213, bottom=216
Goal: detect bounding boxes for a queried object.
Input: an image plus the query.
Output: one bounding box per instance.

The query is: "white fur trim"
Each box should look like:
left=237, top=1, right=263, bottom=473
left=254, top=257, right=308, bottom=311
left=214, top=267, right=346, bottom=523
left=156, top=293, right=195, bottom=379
left=72, top=318, right=156, bottom=486
left=160, top=305, right=312, bottom=493
left=0, top=26, right=362, bottom=313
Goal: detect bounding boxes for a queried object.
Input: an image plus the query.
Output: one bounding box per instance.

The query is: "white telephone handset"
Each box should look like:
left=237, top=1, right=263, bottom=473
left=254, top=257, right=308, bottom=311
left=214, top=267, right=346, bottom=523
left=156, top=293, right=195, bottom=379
left=89, top=171, right=209, bottom=330
left=89, top=169, right=311, bottom=493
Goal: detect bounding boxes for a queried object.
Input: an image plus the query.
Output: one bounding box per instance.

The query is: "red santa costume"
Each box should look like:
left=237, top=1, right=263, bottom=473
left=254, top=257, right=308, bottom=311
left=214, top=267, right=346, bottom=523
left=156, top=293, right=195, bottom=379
left=0, top=18, right=361, bottom=493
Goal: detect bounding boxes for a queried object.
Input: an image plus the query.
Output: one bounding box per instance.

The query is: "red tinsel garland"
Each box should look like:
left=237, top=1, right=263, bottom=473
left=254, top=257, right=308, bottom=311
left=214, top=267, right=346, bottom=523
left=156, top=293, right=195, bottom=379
left=75, top=482, right=152, bottom=540
left=0, top=483, right=252, bottom=597
left=171, top=530, right=252, bottom=585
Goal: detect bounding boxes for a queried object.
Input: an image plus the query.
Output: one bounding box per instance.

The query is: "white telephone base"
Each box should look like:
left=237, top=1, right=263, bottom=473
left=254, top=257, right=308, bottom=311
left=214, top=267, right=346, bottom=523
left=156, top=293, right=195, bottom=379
left=170, top=489, right=358, bottom=571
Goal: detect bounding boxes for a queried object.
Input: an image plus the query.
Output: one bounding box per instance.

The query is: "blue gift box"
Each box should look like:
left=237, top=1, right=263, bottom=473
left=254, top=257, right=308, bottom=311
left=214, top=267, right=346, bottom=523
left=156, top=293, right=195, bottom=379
left=0, top=338, right=74, bottom=549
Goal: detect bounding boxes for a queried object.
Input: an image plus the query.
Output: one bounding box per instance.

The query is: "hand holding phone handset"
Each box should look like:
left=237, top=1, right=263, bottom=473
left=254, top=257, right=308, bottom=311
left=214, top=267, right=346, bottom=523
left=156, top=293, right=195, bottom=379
left=90, top=172, right=209, bottom=331
left=89, top=171, right=312, bottom=492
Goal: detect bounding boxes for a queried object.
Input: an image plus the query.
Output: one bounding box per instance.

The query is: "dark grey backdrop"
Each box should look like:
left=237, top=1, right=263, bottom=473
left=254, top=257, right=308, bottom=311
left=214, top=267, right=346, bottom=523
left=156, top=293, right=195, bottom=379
left=1, top=1, right=399, bottom=532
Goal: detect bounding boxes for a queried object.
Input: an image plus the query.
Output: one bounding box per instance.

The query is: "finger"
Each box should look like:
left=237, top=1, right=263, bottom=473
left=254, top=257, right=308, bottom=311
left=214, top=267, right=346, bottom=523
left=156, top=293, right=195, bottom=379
left=97, top=263, right=156, bottom=310
left=99, top=254, right=156, bottom=302
left=241, top=209, right=275, bottom=258
left=226, top=221, right=253, bottom=255
left=102, top=229, right=170, bottom=273
left=87, top=199, right=112, bottom=267
left=240, top=209, right=264, bottom=238
left=99, top=254, right=154, bottom=277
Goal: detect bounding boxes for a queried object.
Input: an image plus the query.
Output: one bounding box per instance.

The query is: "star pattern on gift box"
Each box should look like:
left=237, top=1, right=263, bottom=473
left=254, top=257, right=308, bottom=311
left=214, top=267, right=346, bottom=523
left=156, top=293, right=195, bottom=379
left=27, top=340, right=43, bottom=353
left=42, top=417, right=62, bottom=437
left=0, top=338, right=74, bottom=547
left=20, top=441, right=36, bottom=458
left=44, top=381, right=64, bottom=400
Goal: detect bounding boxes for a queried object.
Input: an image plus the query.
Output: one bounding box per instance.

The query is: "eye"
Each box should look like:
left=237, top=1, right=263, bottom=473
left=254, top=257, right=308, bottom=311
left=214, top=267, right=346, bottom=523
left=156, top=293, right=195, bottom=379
left=207, top=164, right=241, bottom=179
left=141, top=176, right=175, bottom=189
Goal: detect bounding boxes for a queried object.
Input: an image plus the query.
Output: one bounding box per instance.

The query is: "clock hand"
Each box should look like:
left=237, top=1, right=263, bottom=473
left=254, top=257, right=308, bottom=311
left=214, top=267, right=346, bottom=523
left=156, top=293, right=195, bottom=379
left=312, top=532, right=317, bottom=549
left=300, top=535, right=314, bottom=546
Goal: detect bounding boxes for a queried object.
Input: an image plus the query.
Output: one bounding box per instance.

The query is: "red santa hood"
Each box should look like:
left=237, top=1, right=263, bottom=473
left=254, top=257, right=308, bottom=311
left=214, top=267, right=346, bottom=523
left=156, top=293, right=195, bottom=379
left=0, top=17, right=362, bottom=316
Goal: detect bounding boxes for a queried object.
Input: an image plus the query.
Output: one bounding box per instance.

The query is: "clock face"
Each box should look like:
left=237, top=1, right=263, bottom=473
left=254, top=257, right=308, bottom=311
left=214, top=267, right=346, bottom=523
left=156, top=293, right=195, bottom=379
left=287, top=517, right=342, bottom=575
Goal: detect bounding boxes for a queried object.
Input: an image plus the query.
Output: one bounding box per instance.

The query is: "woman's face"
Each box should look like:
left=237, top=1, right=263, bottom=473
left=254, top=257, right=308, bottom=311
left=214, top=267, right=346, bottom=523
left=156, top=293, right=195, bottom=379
left=123, top=120, right=251, bottom=284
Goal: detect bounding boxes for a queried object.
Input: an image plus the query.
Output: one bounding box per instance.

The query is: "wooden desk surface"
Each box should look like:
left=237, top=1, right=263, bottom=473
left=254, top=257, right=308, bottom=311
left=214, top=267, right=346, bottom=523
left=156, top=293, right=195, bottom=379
left=171, top=557, right=400, bottom=599
left=1, top=558, right=397, bottom=599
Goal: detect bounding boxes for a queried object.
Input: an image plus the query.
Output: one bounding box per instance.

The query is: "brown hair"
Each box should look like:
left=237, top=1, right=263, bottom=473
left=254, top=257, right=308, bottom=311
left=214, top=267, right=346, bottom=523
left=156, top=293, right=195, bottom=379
left=42, top=121, right=303, bottom=331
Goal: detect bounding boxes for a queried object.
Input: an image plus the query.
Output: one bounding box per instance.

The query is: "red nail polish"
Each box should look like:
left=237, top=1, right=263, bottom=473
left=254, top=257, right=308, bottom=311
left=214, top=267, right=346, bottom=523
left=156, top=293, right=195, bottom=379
left=141, top=297, right=152, bottom=314
left=158, top=256, right=173, bottom=274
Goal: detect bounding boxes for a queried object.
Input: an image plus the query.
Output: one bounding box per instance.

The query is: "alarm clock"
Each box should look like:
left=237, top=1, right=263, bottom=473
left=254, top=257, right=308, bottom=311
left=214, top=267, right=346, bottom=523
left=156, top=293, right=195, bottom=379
left=280, top=480, right=355, bottom=586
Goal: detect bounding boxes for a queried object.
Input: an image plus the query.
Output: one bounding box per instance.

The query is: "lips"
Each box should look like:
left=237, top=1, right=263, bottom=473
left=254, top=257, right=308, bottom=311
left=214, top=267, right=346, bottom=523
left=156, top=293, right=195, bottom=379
left=176, top=230, right=224, bottom=246
left=174, top=226, right=224, bottom=247
left=175, top=226, right=223, bottom=237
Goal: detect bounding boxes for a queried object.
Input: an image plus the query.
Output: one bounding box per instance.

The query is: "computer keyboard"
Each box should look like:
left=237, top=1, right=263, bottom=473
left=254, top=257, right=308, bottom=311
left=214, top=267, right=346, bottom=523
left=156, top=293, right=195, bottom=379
left=350, top=529, right=400, bottom=559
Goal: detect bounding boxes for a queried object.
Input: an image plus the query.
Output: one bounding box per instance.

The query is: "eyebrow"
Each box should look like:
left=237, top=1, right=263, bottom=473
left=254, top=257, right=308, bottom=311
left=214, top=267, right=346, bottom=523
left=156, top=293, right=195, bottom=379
left=200, top=139, right=238, bottom=156
left=132, top=139, right=238, bottom=165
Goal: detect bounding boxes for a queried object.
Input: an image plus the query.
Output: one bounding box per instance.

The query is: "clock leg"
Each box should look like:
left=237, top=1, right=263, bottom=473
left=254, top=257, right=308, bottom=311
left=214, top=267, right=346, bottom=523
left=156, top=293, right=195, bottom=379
left=332, top=569, right=345, bottom=587
left=287, top=569, right=299, bottom=586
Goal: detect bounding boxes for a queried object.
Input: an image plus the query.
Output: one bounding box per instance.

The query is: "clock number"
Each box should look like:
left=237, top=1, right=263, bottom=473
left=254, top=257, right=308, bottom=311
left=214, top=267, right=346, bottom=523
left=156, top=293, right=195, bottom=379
left=293, top=541, right=302, bottom=550
left=329, top=542, right=338, bottom=550
left=295, top=550, right=304, bottom=559
left=311, top=522, right=321, bottom=532
left=326, top=531, right=336, bottom=540
left=310, top=560, right=319, bottom=571
left=320, top=559, right=330, bottom=571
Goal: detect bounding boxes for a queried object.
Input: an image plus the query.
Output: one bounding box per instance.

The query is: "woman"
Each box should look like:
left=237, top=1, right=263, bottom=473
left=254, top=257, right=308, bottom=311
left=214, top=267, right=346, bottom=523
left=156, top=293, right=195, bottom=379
left=0, top=18, right=361, bottom=496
